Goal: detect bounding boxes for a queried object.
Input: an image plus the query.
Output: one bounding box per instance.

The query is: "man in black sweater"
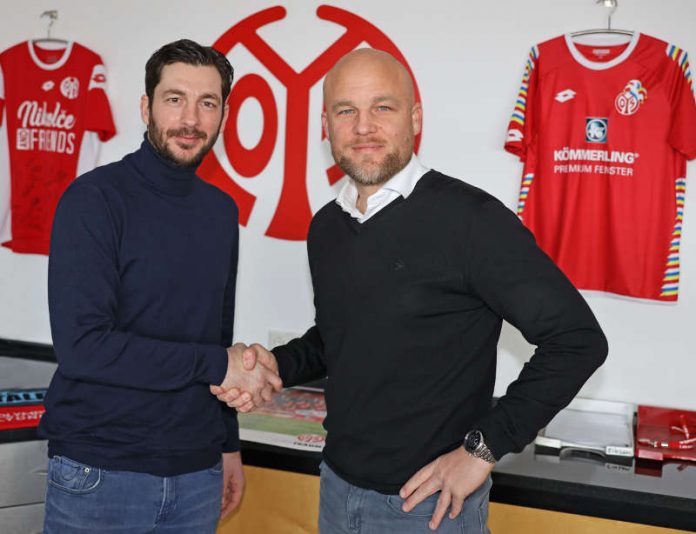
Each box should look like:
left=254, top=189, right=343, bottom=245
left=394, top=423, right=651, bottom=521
left=41, top=40, right=280, bottom=533
left=216, top=49, right=608, bottom=533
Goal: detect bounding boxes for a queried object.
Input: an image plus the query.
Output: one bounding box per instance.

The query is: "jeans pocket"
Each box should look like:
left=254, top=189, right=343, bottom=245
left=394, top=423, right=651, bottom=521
left=465, top=477, right=492, bottom=533
left=386, top=491, right=440, bottom=518
left=48, top=455, right=102, bottom=494
left=208, top=458, right=223, bottom=475
left=467, top=476, right=492, bottom=510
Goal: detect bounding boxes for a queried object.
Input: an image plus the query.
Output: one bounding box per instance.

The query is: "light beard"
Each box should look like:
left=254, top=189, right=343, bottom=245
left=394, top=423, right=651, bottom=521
left=147, top=118, right=221, bottom=168
left=335, top=149, right=409, bottom=187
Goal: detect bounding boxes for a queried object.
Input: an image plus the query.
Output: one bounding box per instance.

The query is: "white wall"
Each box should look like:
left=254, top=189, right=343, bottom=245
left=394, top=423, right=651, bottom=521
left=0, top=0, right=694, bottom=409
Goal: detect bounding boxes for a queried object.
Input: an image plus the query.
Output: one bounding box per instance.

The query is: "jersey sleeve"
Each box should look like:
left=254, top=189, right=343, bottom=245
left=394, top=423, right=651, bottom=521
left=0, top=61, right=9, bottom=244
left=665, top=45, right=696, bottom=160
left=504, top=45, right=540, bottom=161
left=85, top=61, right=116, bottom=141
left=0, top=61, right=5, bottom=125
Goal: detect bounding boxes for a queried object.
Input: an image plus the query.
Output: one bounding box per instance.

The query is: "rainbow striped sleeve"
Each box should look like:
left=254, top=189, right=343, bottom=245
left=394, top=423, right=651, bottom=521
left=509, top=46, right=539, bottom=132
left=666, top=43, right=694, bottom=89
left=660, top=177, right=687, bottom=299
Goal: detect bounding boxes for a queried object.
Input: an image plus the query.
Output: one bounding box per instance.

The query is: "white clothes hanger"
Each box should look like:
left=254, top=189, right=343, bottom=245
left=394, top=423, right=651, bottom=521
left=32, top=10, right=68, bottom=46
left=571, top=0, right=634, bottom=38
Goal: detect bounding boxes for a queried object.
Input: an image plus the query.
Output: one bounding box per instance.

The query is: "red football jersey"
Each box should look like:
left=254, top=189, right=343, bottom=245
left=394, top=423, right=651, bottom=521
left=505, top=33, right=696, bottom=302
left=0, top=41, right=116, bottom=255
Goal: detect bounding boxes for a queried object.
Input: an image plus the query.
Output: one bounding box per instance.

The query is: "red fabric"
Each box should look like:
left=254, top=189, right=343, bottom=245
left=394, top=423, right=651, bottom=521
left=505, top=34, right=696, bottom=301
left=0, top=41, right=116, bottom=254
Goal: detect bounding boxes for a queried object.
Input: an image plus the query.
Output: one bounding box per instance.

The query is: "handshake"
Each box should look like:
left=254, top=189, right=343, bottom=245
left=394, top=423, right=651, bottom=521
left=210, top=343, right=283, bottom=412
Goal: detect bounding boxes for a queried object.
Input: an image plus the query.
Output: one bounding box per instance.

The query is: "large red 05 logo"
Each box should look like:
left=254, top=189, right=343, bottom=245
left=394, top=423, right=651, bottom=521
left=199, top=5, right=422, bottom=241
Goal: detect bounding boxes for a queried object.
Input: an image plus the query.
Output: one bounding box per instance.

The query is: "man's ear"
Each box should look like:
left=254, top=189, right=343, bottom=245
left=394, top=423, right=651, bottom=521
left=140, top=95, right=150, bottom=126
left=411, top=102, right=422, bottom=137
left=220, top=102, right=230, bottom=132
left=321, top=111, right=330, bottom=141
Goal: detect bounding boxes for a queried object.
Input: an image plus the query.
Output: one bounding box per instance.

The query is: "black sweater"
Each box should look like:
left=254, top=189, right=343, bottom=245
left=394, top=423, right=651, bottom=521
left=39, top=137, right=239, bottom=476
left=274, top=170, right=607, bottom=493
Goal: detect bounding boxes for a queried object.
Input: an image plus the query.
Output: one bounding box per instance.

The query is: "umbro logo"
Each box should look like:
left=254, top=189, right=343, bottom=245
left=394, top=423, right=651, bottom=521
left=41, top=80, right=55, bottom=92
left=555, top=89, right=576, bottom=103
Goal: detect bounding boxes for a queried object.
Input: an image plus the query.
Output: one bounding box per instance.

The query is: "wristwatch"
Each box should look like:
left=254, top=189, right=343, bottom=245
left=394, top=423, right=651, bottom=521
left=463, top=429, right=496, bottom=464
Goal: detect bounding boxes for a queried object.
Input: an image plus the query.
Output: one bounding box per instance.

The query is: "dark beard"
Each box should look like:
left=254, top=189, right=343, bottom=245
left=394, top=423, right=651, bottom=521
left=147, top=118, right=221, bottom=168
left=336, top=149, right=408, bottom=187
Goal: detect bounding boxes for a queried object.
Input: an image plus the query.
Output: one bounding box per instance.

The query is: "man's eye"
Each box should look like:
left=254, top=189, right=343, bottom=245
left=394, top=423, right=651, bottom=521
left=337, top=109, right=354, bottom=116
left=376, top=105, right=392, bottom=112
left=167, top=97, right=180, bottom=103
left=202, top=101, right=217, bottom=109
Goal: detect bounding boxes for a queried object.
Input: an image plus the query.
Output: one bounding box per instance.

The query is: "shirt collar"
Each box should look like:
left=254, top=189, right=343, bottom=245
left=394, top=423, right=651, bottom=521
left=336, top=154, right=429, bottom=212
left=381, top=154, right=429, bottom=199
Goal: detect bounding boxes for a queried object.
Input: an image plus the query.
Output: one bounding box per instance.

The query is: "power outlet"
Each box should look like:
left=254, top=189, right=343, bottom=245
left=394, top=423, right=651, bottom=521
left=268, top=329, right=301, bottom=349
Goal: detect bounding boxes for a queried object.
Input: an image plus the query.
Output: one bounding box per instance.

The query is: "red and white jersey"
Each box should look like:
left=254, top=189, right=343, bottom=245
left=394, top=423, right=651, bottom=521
left=505, top=33, right=696, bottom=301
left=0, top=41, right=116, bottom=255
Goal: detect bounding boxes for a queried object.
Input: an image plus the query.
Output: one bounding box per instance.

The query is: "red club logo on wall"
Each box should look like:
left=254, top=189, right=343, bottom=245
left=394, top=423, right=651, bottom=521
left=199, top=5, right=422, bottom=240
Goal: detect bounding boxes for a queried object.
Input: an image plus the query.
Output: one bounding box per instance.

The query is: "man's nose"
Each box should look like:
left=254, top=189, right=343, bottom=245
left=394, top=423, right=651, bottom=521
left=353, top=111, right=377, bottom=135
left=180, top=101, right=199, bottom=127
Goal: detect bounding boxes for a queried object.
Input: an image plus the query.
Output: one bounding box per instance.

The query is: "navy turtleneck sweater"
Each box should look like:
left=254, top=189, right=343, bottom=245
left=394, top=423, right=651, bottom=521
left=40, top=137, right=239, bottom=476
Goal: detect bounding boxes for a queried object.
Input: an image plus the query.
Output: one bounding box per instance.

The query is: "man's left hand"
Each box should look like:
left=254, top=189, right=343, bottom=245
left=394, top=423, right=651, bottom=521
left=220, top=451, right=245, bottom=519
left=399, top=447, right=494, bottom=531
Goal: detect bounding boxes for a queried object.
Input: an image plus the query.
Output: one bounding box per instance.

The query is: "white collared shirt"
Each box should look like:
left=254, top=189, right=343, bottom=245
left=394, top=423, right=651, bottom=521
left=335, top=155, right=430, bottom=223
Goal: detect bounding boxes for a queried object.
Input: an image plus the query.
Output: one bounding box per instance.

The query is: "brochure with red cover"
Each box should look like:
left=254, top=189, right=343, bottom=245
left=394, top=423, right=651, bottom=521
left=635, top=406, right=696, bottom=462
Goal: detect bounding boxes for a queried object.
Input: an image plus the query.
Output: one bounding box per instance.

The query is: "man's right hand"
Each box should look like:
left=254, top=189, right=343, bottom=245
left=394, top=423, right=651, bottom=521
left=211, top=344, right=280, bottom=412
left=210, top=343, right=282, bottom=409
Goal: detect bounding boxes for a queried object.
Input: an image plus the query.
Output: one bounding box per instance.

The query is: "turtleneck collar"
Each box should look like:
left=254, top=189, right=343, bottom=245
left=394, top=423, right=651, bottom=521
left=127, top=134, right=199, bottom=196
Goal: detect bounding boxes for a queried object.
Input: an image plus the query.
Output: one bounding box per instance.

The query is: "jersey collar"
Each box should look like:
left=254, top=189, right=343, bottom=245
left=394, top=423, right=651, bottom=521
left=564, top=32, right=640, bottom=71
left=28, top=40, right=74, bottom=71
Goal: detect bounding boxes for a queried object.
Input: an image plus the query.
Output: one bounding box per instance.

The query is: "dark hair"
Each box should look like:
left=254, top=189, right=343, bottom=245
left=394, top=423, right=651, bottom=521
left=145, top=39, right=234, bottom=103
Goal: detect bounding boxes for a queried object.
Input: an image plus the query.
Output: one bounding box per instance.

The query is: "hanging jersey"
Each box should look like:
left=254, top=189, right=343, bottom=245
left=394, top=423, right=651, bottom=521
left=505, top=33, right=696, bottom=301
left=0, top=41, right=116, bottom=255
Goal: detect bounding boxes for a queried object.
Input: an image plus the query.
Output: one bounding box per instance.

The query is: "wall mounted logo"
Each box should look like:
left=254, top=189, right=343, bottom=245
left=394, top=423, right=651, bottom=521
left=615, top=79, right=647, bottom=116
left=199, top=5, right=422, bottom=240
left=555, top=89, right=576, bottom=103
left=586, top=117, right=608, bottom=143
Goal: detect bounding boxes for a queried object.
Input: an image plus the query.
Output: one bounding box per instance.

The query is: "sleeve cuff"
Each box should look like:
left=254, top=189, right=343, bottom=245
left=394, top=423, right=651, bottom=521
left=194, top=344, right=228, bottom=385
left=474, top=404, right=525, bottom=461
left=272, top=345, right=295, bottom=385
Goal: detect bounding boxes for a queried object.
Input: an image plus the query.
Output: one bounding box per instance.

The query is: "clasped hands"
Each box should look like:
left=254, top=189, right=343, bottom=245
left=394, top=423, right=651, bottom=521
left=210, top=343, right=281, bottom=412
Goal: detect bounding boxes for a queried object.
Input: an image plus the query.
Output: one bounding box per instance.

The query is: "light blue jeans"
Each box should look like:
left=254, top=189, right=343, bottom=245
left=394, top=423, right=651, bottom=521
left=43, top=455, right=223, bottom=533
left=319, top=461, right=492, bottom=534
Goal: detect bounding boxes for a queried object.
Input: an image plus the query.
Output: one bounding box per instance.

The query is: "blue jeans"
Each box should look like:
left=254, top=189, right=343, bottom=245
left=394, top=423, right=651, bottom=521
left=43, top=455, right=223, bottom=533
left=319, top=461, right=491, bottom=534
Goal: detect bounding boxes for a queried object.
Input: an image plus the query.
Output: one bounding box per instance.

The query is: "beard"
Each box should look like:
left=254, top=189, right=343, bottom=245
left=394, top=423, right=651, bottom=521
left=333, top=141, right=411, bottom=187
left=147, top=117, right=221, bottom=168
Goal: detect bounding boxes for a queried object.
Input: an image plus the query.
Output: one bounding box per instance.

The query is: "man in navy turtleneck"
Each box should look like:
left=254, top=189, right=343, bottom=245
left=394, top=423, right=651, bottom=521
left=40, top=39, right=281, bottom=533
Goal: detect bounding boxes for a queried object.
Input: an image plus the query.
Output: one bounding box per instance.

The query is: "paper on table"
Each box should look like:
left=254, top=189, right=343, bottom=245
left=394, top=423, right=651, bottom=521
left=535, top=398, right=635, bottom=458
left=546, top=409, right=632, bottom=447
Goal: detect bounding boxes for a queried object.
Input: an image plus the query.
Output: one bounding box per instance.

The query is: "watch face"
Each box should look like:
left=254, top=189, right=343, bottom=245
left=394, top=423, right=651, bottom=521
left=465, top=430, right=482, bottom=451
